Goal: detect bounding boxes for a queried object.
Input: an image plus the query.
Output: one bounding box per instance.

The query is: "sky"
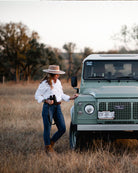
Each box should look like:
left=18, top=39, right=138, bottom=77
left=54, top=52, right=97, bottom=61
left=0, top=1, right=138, bottom=52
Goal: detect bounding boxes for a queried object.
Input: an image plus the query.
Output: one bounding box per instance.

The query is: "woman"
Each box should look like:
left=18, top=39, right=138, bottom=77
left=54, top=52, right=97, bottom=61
left=35, top=65, right=78, bottom=154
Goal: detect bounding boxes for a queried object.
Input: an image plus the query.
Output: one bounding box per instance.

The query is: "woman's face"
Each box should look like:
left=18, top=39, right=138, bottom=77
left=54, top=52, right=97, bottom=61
left=52, top=74, right=60, bottom=82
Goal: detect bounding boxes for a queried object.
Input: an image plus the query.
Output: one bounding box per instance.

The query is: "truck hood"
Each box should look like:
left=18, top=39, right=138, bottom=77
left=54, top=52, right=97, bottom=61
left=83, top=86, right=138, bottom=98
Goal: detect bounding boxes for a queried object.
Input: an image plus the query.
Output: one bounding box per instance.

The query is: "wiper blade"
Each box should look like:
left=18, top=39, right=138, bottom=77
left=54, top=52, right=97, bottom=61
left=116, top=76, right=132, bottom=79
left=133, top=77, right=138, bottom=81
left=116, top=76, right=138, bottom=81
left=87, top=75, right=138, bottom=81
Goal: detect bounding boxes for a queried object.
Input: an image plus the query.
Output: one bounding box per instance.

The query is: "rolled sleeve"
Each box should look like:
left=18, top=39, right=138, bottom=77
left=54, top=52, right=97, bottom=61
left=35, top=94, right=44, bottom=103
left=61, top=93, right=70, bottom=102
left=35, top=88, right=45, bottom=103
left=35, top=81, right=48, bottom=103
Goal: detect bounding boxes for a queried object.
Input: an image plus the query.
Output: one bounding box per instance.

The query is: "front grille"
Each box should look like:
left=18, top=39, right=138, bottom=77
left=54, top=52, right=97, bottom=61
left=99, top=102, right=106, bottom=111
left=133, top=102, right=138, bottom=119
left=108, top=102, right=131, bottom=119
left=99, top=101, right=138, bottom=120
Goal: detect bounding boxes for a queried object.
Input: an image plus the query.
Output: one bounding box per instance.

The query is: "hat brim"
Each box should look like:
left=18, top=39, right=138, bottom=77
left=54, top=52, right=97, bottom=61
left=43, top=69, right=65, bottom=74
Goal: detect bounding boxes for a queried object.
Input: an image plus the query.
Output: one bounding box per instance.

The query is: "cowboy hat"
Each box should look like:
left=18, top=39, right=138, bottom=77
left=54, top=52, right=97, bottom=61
left=43, top=65, right=65, bottom=74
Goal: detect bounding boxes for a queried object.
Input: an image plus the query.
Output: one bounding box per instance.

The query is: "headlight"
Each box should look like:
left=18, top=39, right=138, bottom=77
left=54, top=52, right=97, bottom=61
left=85, top=105, right=95, bottom=114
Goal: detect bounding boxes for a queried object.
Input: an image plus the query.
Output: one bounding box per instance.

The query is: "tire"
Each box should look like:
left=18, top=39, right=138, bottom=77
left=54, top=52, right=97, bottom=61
left=69, top=123, right=91, bottom=150
left=69, top=123, right=78, bottom=150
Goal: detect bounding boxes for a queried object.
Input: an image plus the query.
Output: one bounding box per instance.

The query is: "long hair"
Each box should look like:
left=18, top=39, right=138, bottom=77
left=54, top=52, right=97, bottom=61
left=40, top=73, right=55, bottom=89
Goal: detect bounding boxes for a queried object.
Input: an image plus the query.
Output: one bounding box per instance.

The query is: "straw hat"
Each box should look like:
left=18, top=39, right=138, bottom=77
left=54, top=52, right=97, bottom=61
left=43, top=65, right=65, bottom=74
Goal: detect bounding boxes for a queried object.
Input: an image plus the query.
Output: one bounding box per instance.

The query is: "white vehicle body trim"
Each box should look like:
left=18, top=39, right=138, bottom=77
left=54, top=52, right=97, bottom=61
left=83, top=54, right=138, bottom=62
left=77, top=124, right=138, bottom=131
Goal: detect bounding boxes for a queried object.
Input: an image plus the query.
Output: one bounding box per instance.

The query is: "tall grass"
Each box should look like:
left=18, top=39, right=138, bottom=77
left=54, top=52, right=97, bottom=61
left=0, top=81, right=138, bottom=173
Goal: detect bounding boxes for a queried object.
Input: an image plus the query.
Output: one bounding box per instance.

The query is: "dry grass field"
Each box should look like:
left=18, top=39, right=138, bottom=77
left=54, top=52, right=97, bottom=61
left=0, top=81, right=138, bottom=173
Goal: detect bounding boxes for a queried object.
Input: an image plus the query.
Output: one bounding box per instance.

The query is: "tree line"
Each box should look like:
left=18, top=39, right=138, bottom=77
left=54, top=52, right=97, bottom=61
left=0, top=22, right=64, bottom=82
left=0, top=22, right=138, bottom=83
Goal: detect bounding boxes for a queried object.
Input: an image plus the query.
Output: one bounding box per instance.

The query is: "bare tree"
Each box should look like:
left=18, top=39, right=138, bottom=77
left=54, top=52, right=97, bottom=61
left=74, top=47, right=93, bottom=76
left=63, top=42, right=76, bottom=81
left=131, top=24, right=138, bottom=47
left=113, top=24, right=138, bottom=50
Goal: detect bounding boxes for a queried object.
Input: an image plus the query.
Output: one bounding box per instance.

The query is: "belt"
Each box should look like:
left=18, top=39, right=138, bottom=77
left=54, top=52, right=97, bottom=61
left=45, top=101, right=61, bottom=105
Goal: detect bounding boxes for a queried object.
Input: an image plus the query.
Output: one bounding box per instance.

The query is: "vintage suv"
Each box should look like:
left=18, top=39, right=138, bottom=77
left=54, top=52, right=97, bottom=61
left=70, top=54, right=138, bottom=149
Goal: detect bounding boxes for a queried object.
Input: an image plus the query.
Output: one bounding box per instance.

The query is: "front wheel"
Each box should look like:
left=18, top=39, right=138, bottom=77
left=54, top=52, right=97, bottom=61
left=69, top=123, right=78, bottom=150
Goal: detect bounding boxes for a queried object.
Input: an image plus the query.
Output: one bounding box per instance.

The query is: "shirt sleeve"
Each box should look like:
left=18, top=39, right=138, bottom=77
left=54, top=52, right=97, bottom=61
left=35, top=81, right=47, bottom=103
left=61, top=93, right=70, bottom=102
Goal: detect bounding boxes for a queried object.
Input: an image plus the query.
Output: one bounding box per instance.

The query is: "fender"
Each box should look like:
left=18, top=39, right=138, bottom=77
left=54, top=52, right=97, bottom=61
left=70, top=106, right=74, bottom=121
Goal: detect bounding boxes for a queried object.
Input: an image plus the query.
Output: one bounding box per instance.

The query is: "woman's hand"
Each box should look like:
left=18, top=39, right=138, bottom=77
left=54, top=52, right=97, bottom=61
left=46, top=99, right=54, bottom=105
left=70, top=94, right=78, bottom=100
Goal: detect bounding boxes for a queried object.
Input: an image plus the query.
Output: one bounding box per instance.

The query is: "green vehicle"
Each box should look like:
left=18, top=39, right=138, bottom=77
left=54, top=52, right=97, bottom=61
left=70, top=54, right=138, bottom=149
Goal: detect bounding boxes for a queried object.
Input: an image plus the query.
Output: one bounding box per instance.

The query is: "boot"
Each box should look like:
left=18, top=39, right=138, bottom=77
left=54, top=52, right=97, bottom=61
left=50, top=140, right=55, bottom=148
left=45, top=145, right=54, bottom=154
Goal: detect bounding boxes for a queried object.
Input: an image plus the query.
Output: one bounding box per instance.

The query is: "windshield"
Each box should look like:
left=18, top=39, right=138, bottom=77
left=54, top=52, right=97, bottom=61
left=83, top=60, right=138, bottom=80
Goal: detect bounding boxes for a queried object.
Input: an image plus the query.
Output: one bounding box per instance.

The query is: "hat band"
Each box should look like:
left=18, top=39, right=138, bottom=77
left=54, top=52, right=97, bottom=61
left=48, top=69, right=60, bottom=71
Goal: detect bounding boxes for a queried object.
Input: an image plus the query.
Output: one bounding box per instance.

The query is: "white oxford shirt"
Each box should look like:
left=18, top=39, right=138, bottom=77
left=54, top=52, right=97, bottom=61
left=35, top=79, right=70, bottom=103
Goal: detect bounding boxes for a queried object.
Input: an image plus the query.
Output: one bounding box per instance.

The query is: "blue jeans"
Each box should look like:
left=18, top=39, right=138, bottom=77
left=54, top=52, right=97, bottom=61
left=42, top=103, right=66, bottom=146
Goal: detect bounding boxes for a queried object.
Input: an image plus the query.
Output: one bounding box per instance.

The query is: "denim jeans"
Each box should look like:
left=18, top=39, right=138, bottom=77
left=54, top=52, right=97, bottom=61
left=42, top=103, right=66, bottom=146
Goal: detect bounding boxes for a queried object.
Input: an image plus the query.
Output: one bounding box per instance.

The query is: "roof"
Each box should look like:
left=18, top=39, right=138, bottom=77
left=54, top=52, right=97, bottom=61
left=83, top=54, right=138, bottom=62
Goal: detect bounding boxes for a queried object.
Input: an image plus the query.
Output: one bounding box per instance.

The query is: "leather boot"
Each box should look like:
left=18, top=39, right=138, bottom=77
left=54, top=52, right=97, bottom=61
left=45, top=145, right=54, bottom=154
left=50, top=140, right=55, bottom=148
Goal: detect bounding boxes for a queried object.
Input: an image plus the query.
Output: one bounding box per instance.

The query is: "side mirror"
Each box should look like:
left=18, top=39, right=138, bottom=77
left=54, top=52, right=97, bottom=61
left=71, top=76, right=77, bottom=87
left=71, top=76, right=79, bottom=93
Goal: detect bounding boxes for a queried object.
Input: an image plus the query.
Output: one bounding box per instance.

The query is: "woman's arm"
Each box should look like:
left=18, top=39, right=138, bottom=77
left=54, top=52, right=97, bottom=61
left=69, top=94, right=78, bottom=100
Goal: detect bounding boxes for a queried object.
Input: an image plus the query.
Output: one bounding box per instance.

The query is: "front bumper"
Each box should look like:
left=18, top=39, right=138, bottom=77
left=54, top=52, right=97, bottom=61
left=77, top=124, right=138, bottom=131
